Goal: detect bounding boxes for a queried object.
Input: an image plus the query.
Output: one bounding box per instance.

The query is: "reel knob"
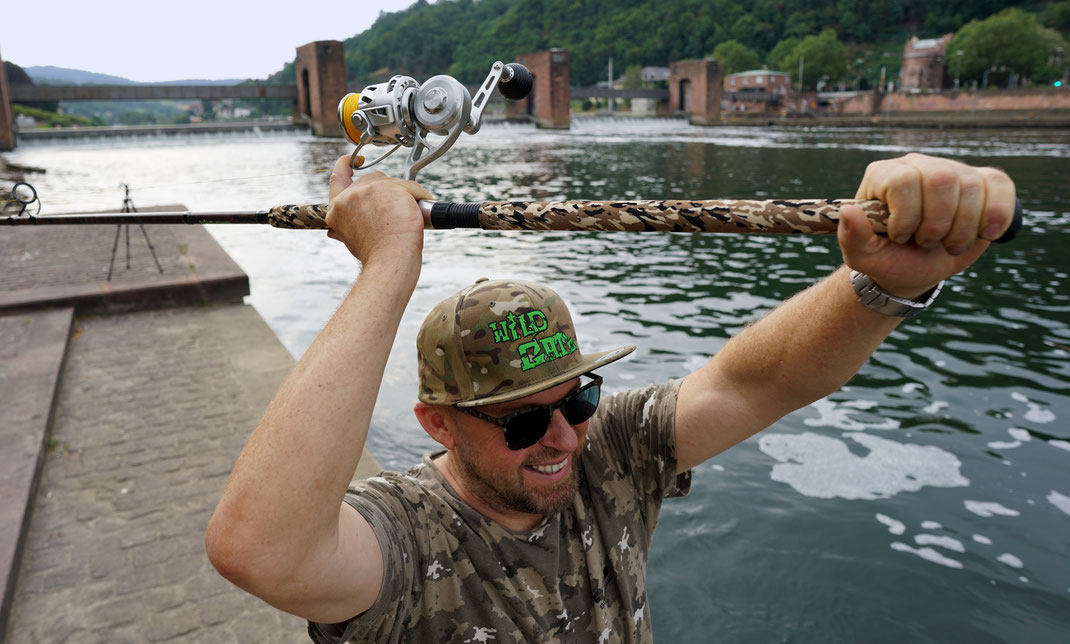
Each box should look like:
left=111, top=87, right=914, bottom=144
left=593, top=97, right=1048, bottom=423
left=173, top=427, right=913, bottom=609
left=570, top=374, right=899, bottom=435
left=498, top=63, right=534, bottom=101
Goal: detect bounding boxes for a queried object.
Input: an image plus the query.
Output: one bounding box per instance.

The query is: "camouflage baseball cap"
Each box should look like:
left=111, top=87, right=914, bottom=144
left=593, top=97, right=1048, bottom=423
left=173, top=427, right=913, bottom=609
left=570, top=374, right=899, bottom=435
left=417, top=278, right=635, bottom=407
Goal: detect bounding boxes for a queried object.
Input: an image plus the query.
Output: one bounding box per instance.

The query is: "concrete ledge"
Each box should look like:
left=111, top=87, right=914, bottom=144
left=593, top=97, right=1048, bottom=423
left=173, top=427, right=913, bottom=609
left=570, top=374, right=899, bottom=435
left=0, top=308, right=73, bottom=641
left=0, top=207, right=249, bottom=314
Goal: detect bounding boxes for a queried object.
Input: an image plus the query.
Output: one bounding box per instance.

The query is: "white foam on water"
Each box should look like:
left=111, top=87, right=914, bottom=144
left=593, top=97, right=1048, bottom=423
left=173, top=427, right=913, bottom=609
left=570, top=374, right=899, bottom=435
left=902, top=383, right=924, bottom=394
left=915, top=534, right=966, bottom=552
left=876, top=513, right=906, bottom=535
left=1007, top=428, right=1032, bottom=442
left=921, top=520, right=942, bottom=530
left=923, top=401, right=950, bottom=414
left=1025, top=408, right=1056, bottom=423
left=987, top=441, right=1021, bottom=450
left=758, top=431, right=969, bottom=500
left=964, top=501, right=1021, bottom=518
left=1050, top=439, right=1070, bottom=453
left=803, top=398, right=899, bottom=431
left=1011, top=392, right=1056, bottom=424
left=996, top=553, right=1024, bottom=569
left=890, top=542, right=964, bottom=569
left=972, top=534, right=993, bottom=545
left=711, top=464, right=725, bottom=472
left=1047, top=490, right=1070, bottom=516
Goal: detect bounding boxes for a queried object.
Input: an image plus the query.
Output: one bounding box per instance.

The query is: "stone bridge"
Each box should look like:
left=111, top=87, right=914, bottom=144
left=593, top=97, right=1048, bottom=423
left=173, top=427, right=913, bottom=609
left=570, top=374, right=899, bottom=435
left=1, top=43, right=723, bottom=150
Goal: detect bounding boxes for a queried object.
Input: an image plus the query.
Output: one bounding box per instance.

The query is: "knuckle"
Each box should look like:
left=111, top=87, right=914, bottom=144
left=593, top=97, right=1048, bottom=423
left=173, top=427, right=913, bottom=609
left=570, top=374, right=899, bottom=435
left=924, top=168, right=960, bottom=192
left=959, top=173, right=985, bottom=201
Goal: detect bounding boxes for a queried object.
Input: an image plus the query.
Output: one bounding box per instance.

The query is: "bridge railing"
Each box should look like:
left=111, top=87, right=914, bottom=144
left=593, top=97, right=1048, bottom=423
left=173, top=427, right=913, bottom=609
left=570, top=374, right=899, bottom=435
left=9, top=85, right=298, bottom=101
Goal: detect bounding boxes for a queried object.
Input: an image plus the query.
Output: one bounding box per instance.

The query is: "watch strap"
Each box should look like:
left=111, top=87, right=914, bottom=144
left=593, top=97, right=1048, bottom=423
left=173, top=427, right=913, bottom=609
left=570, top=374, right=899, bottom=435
left=850, top=270, right=943, bottom=318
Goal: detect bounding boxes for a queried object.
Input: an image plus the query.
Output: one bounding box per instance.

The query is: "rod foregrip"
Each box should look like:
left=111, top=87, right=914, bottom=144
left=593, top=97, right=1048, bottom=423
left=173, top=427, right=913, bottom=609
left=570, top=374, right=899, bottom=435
left=471, top=197, right=1023, bottom=242
left=266, top=198, right=1023, bottom=243
left=473, top=198, right=890, bottom=235
left=267, top=203, right=330, bottom=229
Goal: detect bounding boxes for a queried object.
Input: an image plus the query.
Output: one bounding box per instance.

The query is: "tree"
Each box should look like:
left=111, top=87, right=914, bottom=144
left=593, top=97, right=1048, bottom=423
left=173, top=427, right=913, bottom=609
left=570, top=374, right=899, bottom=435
left=1041, top=0, right=1070, bottom=31
left=948, top=8, right=1068, bottom=87
left=778, top=28, right=848, bottom=90
left=620, top=65, right=644, bottom=89
left=766, top=37, right=800, bottom=72
left=711, top=40, right=761, bottom=75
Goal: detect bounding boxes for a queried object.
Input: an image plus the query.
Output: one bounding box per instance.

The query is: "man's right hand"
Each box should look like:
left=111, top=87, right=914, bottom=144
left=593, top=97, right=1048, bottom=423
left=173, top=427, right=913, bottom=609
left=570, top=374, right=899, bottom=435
left=325, top=155, right=433, bottom=266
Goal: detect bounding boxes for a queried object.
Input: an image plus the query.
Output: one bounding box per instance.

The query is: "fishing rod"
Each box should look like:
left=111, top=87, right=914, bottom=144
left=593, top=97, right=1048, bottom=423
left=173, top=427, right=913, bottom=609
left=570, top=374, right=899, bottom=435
left=0, top=59, right=1024, bottom=242
left=0, top=196, right=1025, bottom=242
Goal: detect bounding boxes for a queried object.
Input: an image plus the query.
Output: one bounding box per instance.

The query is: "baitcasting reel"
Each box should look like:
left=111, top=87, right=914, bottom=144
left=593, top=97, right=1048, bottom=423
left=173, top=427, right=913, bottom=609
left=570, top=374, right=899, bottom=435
left=337, top=61, right=533, bottom=180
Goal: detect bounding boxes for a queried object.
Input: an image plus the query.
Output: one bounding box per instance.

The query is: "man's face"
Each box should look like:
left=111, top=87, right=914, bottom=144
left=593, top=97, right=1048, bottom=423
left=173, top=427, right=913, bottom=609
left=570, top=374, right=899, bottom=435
left=448, top=378, right=589, bottom=518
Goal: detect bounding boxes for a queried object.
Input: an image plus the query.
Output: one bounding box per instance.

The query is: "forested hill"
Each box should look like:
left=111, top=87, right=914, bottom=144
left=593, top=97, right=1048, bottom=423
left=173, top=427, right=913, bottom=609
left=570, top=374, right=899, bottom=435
left=268, top=0, right=1051, bottom=87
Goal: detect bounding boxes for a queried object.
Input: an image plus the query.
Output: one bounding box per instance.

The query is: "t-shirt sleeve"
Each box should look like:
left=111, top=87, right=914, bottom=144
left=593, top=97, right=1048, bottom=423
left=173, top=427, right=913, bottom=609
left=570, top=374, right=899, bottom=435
left=307, top=474, right=428, bottom=643
left=585, top=378, right=692, bottom=509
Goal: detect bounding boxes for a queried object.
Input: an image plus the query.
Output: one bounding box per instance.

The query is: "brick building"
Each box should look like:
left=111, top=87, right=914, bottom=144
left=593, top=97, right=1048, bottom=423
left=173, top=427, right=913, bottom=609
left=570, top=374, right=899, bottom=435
left=900, top=34, right=954, bottom=90
left=724, top=69, right=792, bottom=112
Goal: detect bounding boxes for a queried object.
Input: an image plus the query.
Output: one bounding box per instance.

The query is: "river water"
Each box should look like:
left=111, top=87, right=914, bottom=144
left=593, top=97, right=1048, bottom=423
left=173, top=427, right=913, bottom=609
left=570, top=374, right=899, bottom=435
left=6, top=120, right=1069, bottom=641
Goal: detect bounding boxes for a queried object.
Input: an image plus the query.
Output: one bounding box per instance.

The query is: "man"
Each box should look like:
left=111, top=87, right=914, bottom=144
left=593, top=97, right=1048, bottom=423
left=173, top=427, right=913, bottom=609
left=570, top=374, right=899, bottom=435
left=205, top=153, right=1017, bottom=642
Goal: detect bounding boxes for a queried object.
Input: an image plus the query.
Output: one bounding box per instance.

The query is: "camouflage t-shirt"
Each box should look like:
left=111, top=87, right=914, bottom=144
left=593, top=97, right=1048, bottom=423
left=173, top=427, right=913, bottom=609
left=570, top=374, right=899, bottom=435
left=309, top=379, right=691, bottom=643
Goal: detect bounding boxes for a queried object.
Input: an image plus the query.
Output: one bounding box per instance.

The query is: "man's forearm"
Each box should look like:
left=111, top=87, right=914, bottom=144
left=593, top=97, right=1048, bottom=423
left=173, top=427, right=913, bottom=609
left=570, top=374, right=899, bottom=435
left=715, top=265, right=902, bottom=413
left=207, top=257, right=419, bottom=572
left=676, top=265, right=906, bottom=468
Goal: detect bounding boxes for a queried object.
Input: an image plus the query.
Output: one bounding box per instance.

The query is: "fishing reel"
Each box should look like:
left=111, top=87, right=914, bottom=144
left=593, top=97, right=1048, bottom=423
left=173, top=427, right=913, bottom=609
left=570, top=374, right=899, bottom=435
left=337, top=61, right=533, bottom=180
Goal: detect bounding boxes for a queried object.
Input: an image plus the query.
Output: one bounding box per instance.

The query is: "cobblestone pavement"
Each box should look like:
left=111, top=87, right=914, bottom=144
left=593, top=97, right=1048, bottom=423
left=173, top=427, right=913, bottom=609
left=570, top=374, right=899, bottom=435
left=6, top=304, right=376, bottom=642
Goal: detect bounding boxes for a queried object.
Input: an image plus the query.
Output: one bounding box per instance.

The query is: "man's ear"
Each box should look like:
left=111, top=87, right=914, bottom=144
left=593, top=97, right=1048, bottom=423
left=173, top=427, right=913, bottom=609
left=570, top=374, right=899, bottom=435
left=414, top=402, right=457, bottom=450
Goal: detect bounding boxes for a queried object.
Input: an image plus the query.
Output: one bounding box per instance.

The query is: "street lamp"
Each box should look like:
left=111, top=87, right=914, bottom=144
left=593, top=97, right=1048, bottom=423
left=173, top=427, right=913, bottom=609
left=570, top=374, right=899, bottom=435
left=954, top=50, right=963, bottom=89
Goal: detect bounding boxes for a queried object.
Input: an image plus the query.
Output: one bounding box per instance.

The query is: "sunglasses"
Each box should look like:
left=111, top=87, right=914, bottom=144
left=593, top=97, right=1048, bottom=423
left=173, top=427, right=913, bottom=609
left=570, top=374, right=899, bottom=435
left=457, top=373, right=603, bottom=450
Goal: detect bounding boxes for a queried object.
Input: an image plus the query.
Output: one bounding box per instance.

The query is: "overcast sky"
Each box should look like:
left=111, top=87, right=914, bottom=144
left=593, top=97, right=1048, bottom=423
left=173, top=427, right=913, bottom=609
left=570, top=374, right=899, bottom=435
left=1, top=0, right=420, bottom=82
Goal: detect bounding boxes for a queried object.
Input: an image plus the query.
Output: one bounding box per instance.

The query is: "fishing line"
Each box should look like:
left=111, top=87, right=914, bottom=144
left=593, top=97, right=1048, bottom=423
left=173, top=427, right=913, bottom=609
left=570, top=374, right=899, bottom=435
left=2, top=167, right=334, bottom=204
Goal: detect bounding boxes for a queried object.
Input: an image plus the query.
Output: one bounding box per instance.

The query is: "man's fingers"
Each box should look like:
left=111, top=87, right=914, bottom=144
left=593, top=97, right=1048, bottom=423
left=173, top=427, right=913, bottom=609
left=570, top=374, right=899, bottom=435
left=398, top=179, right=433, bottom=201
left=878, top=162, right=923, bottom=244
left=978, top=167, right=1017, bottom=241
left=942, top=170, right=986, bottom=255
left=911, top=159, right=960, bottom=248
left=329, top=155, right=355, bottom=202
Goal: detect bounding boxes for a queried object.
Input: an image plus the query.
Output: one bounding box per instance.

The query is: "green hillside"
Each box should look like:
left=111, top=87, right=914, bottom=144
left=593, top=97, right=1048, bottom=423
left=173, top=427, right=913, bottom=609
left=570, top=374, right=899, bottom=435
left=268, top=0, right=1067, bottom=88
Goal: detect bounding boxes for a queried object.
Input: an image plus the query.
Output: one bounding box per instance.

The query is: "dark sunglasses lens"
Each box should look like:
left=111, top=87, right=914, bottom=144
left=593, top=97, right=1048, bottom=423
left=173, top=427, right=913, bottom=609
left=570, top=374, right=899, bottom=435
left=563, top=384, right=600, bottom=425
left=504, top=409, right=552, bottom=450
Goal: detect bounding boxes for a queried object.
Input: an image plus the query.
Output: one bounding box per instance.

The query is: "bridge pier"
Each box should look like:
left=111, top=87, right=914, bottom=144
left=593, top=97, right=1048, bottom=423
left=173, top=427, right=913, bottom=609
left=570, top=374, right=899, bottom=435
left=294, top=41, right=346, bottom=137
left=669, top=59, right=722, bottom=125
left=508, top=49, right=570, bottom=129
left=1, top=55, right=16, bottom=151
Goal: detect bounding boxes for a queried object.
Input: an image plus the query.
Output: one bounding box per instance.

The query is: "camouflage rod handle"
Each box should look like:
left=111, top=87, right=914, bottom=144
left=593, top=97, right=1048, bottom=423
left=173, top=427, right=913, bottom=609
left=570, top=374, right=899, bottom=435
left=268, top=198, right=1023, bottom=242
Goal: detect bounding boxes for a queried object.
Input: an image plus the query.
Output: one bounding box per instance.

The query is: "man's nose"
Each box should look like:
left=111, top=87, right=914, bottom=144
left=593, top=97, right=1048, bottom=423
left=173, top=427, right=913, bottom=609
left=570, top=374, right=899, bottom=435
left=538, top=409, right=579, bottom=452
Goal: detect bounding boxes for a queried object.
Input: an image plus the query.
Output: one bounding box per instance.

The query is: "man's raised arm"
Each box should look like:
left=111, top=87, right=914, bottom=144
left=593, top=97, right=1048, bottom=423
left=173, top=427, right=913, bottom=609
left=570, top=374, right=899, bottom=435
left=674, top=153, right=1018, bottom=472
left=205, top=157, right=431, bottom=623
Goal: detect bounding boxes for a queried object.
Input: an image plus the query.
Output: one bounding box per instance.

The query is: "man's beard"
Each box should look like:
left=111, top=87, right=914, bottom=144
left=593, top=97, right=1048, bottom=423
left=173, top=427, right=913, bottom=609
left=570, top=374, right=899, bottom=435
left=452, top=444, right=580, bottom=517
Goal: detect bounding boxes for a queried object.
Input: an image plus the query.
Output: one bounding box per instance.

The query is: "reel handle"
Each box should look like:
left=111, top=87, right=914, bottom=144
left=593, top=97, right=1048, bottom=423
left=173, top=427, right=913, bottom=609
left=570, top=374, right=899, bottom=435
left=498, top=63, right=533, bottom=101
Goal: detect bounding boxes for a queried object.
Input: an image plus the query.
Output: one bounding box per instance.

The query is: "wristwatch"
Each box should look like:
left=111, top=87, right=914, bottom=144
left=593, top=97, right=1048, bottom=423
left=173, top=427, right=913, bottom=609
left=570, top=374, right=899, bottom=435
left=850, top=270, right=943, bottom=318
